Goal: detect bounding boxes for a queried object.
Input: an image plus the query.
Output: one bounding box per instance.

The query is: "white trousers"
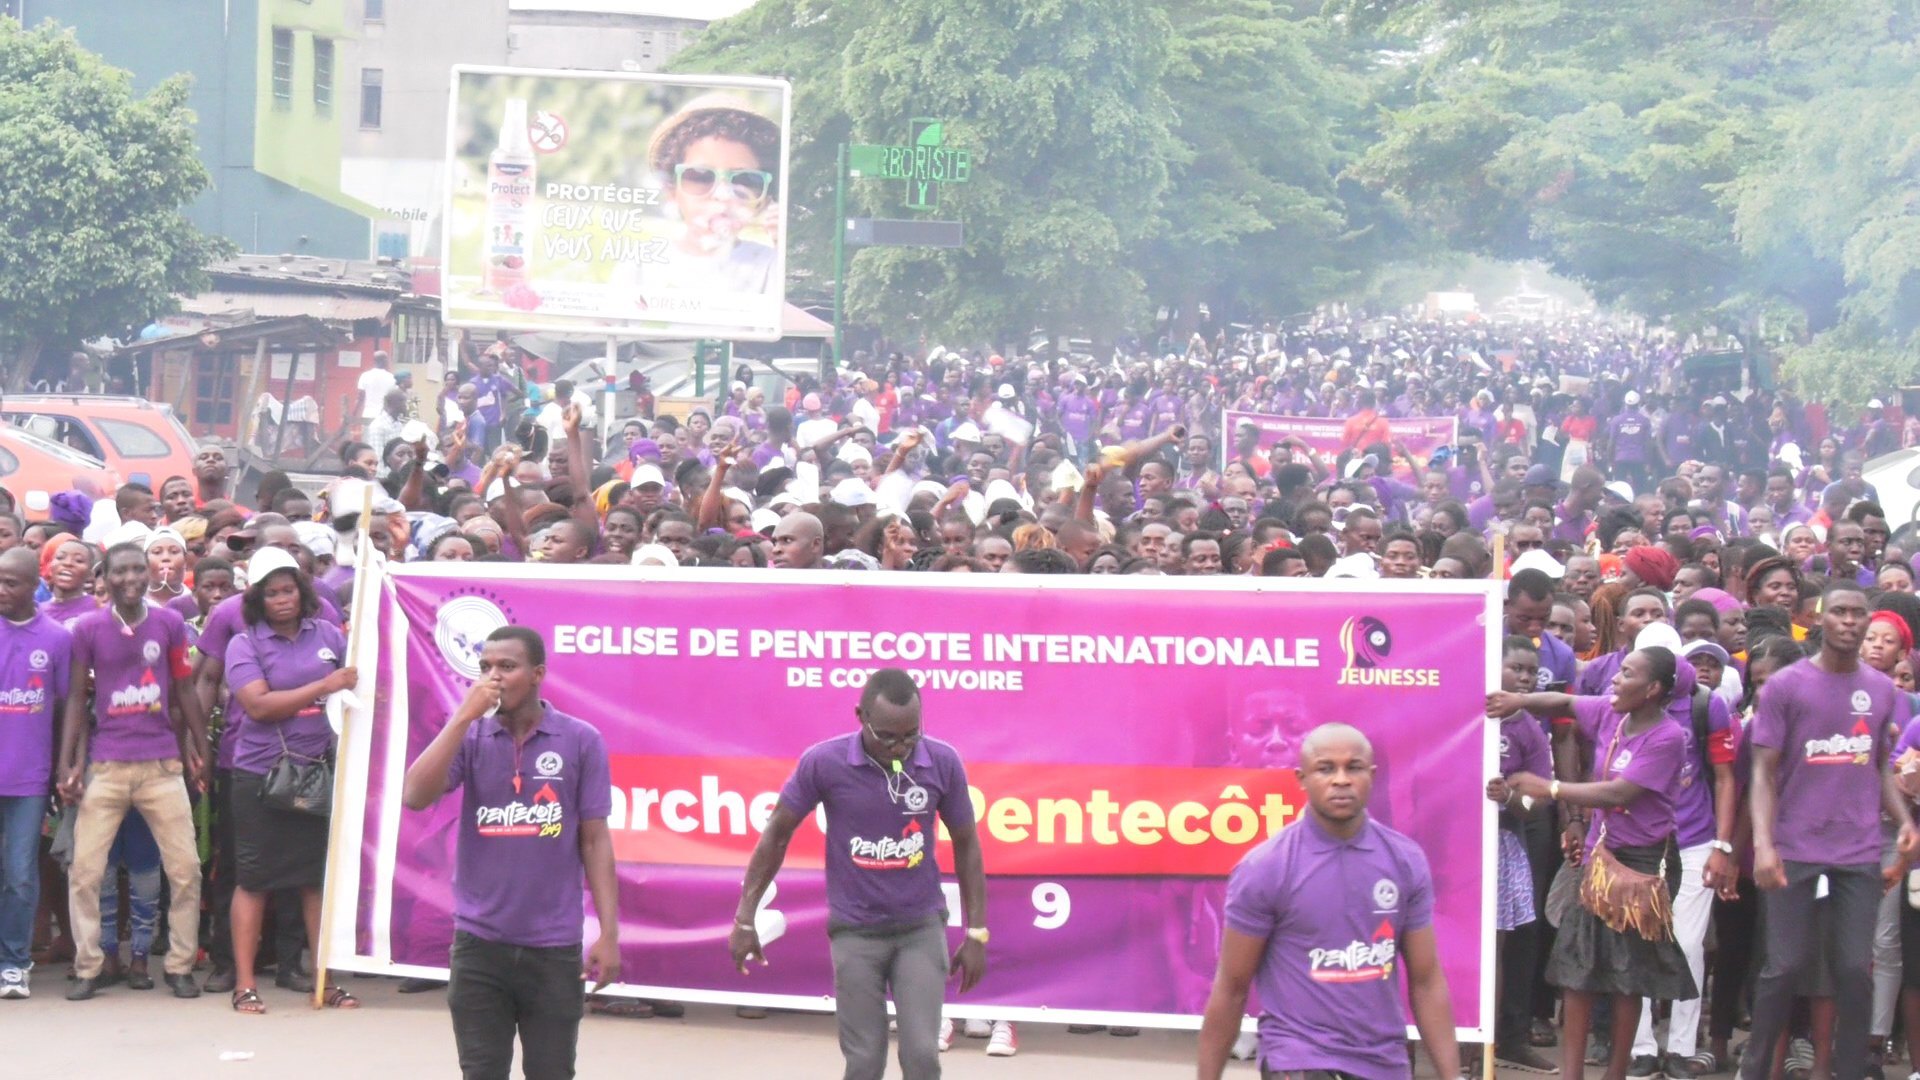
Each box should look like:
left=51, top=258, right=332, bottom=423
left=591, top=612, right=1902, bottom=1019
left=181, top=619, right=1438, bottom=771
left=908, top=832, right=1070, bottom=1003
left=1635, top=842, right=1712, bottom=1059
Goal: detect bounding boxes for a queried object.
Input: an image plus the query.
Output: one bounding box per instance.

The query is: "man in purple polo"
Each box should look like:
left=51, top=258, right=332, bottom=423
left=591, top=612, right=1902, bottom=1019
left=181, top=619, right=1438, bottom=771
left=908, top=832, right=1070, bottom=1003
left=402, top=625, right=621, bottom=1080
left=1198, top=722, right=1459, bottom=1080
left=1606, top=390, right=1655, bottom=495
left=1742, top=583, right=1919, bottom=1080
left=59, top=541, right=206, bottom=1001
left=0, top=548, right=72, bottom=999
left=730, top=668, right=989, bottom=1080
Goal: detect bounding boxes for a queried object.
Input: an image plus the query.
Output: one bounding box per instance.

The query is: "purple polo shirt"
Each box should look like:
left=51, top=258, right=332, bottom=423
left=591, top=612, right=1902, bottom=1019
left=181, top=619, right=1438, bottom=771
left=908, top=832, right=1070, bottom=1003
left=0, top=614, right=73, bottom=796
left=1551, top=502, right=1594, bottom=544
left=1058, top=392, right=1097, bottom=443
left=1224, top=814, right=1435, bottom=1080
left=224, top=617, right=345, bottom=776
left=40, top=594, right=98, bottom=632
left=1749, top=661, right=1906, bottom=867
left=198, top=591, right=343, bottom=770
left=777, top=731, right=975, bottom=931
left=72, top=605, right=190, bottom=763
left=1573, top=696, right=1685, bottom=850
left=444, top=703, right=612, bottom=948
left=161, top=592, right=199, bottom=622
left=1608, top=409, right=1653, bottom=464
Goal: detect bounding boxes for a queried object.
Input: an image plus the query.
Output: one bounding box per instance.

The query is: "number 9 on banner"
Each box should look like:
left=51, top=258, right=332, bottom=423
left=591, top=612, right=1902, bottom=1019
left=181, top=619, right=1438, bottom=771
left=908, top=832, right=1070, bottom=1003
left=1032, top=883, right=1069, bottom=930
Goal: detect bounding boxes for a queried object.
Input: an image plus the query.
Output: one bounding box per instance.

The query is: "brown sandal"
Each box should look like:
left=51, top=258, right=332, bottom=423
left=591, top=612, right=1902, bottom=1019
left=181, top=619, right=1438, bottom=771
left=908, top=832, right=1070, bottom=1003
left=231, top=987, right=267, bottom=1014
left=321, top=985, right=360, bottom=1009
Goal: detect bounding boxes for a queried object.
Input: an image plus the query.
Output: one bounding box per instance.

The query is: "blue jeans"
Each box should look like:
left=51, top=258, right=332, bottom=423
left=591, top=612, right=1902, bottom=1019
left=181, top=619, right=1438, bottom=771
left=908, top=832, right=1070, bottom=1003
left=0, top=795, right=45, bottom=968
left=100, top=811, right=161, bottom=959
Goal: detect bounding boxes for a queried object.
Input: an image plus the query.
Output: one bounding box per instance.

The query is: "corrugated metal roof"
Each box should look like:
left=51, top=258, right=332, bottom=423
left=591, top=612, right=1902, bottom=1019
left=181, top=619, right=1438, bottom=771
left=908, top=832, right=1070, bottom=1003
left=182, top=291, right=393, bottom=322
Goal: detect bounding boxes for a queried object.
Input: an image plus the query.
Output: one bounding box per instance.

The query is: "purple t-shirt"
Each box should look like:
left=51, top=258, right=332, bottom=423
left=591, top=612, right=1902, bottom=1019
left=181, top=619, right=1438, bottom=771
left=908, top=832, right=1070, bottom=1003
left=1748, top=661, right=1907, bottom=867
left=72, top=605, right=190, bottom=763
left=40, top=594, right=98, bottom=632
left=1499, top=713, right=1552, bottom=778
left=778, top=732, right=976, bottom=931
left=0, top=614, right=73, bottom=796
left=444, top=703, right=612, bottom=948
left=1574, top=696, right=1686, bottom=851
left=1224, top=814, right=1435, bottom=1080
left=1670, top=685, right=1731, bottom=849
left=224, top=618, right=345, bottom=776
left=198, top=591, right=343, bottom=771
left=154, top=590, right=198, bottom=623
left=1608, top=409, right=1653, bottom=464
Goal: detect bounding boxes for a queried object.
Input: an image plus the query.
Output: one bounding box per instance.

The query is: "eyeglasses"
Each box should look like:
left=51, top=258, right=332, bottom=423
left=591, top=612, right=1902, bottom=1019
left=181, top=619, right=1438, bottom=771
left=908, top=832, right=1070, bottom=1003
left=673, top=165, right=773, bottom=205
left=865, top=723, right=918, bottom=748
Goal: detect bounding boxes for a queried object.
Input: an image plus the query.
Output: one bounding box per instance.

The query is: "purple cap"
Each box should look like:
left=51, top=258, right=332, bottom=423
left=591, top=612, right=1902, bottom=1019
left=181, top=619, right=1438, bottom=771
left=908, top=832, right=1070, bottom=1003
left=1691, top=587, right=1740, bottom=615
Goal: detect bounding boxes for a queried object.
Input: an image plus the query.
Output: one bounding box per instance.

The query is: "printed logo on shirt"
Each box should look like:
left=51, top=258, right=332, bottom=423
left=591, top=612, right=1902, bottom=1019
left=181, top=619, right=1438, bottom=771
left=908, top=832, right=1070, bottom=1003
left=141, top=640, right=161, bottom=665
left=1372, top=878, right=1400, bottom=912
left=28, top=649, right=47, bottom=671
left=475, top=783, right=565, bottom=839
left=1612, top=748, right=1634, bottom=772
left=903, top=784, right=929, bottom=813
left=1852, top=691, right=1872, bottom=714
left=1308, top=918, right=1397, bottom=983
left=318, top=647, right=337, bottom=664
left=849, top=819, right=926, bottom=870
left=534, top=751, right=564, bottom=778
left=1804, top=719, right=1873, bottom=766
left=1498, top=734, right=1512, bottom=758
left=1534, top=666, right=1554, bottom=690
left=0, top=674, right=47, bottom=714
left=107, top=668, right=164, bottom=716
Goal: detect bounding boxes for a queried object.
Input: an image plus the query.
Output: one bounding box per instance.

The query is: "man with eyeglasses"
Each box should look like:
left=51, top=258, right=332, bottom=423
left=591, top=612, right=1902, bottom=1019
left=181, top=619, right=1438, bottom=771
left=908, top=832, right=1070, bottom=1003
left=731, top=669, right=989, bottom=1078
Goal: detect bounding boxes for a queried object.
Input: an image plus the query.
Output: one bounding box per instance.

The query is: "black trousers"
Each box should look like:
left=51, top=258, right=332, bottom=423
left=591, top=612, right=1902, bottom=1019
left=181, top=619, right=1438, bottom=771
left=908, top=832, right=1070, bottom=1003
left=1739, top=862, right=1879, bottom=1080
left=1498, top=814, right=1552, bottom=1047
left=448, top=930, right=585, bottom=1080
left=1708, top=878, right=1759, bottom=1042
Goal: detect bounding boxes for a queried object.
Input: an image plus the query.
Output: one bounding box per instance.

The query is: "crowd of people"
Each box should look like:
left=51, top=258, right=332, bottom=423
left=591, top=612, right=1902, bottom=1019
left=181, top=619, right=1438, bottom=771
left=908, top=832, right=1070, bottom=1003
left=4, top=309, right=1920, bottom=1079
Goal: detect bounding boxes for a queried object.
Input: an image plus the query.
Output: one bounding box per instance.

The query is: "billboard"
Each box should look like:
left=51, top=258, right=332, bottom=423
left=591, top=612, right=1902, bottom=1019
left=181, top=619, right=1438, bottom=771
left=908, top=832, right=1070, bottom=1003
left=441, top=67, right=792, bottom=340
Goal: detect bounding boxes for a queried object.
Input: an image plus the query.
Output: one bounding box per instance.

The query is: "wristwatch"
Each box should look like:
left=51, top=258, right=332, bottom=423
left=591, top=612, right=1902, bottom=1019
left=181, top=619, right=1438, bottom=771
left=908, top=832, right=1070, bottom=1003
left=965, top=927, right=990, bottom=945
left=1707, top=840, right=1735, bottom=855
left=1548, top=779, right=1562, bottom=801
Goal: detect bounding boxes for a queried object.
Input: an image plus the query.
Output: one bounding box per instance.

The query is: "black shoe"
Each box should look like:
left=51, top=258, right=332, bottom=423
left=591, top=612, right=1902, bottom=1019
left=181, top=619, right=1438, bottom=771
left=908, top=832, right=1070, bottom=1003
left=65, top=976, right=100, bottom=1001
left=395, top=977, right=446, bottom=994
left=124, top=966, right=154, bottom=991
left=274, top=967, right=315, bottom=994
left=165, top=973, right=200, bottom=999
left=1532, top=1019, right=1559, bottom=1048
left=203, top=968, right=237, bottom=994
left=1497, top=1044, right=1561, bottom=1074
left=646, top=1000, right=685, bottom=1018
left=1628, top=1054, right=1664, bottom=1079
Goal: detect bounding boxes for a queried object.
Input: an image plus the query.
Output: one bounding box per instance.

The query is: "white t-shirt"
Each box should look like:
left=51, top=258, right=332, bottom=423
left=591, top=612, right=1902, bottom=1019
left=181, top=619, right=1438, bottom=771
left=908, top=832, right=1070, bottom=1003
left=357, top=367, right=398, bottom=419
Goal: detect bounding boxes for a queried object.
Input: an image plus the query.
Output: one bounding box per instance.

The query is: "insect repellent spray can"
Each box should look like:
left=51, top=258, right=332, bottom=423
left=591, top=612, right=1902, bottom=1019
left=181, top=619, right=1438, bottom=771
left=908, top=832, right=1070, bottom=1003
left=482, top=97, right=536, bottom=294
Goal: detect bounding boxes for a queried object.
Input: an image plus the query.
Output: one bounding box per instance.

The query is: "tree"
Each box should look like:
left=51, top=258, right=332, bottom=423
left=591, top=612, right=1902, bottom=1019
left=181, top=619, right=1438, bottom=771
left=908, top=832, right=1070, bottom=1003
left=0, top=19, right=229, bottom=388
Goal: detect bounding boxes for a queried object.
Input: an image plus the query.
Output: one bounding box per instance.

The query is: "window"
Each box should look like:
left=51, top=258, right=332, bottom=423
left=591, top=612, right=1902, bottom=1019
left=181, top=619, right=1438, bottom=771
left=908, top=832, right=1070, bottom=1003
left=364, top=0, right=384, bottom=22
left=96, top=418, right=173, bottom=458
left=360, top=67, right=383, bottom=129
left=271, top=28, right=294, bottom=104
left=194, top=355, right=239, bottom=427
left=312, top=38, right=334, bottom=115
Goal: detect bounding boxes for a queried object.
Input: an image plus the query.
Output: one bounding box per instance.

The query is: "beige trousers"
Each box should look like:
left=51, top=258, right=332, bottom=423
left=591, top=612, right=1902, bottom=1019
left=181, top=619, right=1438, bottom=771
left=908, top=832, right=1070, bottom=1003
left=67, top=759, right=202, bottom=978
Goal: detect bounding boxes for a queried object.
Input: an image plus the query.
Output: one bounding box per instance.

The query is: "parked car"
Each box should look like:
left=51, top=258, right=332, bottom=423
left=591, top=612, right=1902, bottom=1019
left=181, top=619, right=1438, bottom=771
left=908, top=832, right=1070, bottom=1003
left=0, top=426, right=121, bottom=520
left=0, top=394, right=199, bottom=491
left=1865, top=447, right=1920, bottom=527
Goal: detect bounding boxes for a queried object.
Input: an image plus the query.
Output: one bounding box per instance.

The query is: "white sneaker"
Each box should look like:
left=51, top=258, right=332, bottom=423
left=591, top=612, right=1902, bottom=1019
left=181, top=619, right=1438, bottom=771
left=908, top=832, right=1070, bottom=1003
left=0, top=967, right=28, bottom=1000
left=1231, top=1031, right=1258, bottom=1061
left=938, top=1017, right=954, bottom=1052
left=964, top=1018, right=993, bottom=1039
left=986, top=1020, right=1018, bottom=1057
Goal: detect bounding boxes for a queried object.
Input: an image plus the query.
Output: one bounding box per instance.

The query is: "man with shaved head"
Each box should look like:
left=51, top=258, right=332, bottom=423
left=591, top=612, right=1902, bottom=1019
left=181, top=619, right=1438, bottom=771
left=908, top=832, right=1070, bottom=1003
left=0, top=547, right=72, bottom=998
left=1198, top=723, right=1459, bottom=1080
left=770, top=511, right=824, bottom=570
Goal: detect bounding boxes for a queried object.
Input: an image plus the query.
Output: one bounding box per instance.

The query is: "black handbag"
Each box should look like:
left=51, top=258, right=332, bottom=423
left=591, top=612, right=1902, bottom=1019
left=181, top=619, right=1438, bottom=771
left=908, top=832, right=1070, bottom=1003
left=262, top=725, right=332, bottom=817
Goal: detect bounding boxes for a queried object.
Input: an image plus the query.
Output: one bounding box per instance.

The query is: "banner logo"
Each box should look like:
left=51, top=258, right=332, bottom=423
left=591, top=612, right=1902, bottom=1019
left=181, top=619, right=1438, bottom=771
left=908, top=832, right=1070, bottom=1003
left=1338, top=617, right=1440, bottom=688
left=435, top=595, right=510, bottom=679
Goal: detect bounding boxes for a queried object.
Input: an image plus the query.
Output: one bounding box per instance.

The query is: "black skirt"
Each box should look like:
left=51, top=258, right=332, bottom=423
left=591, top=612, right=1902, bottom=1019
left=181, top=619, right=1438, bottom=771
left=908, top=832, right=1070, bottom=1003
left=1545, top=836, right=1699, bottom=1000
left=230, top=771, right=329, bottom=892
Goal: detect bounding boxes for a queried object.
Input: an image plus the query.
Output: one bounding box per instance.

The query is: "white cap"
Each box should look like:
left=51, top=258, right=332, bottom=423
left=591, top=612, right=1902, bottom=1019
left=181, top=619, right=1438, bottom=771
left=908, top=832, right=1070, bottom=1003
left=909, top=480, right=948, bottom=503
left=292, top=520, right=335, bottom=558
left=1325, top=553, right=1380, bottom=579
left=103, top=520, right=151, bottom=550
left=837, top=443, right=873, bottom=467
left=630, top=543, right=679, bottom=568
left=1634, top=622, right=1683, bottom=655
left=768, top=491, right=802, bottom=510
left=1509, top=548, right=1565, bottom=579
left=631, top=463, right=666, bottom=489
left=828, top=478, right=874, bottom=508
left=1624, top=390, right=1642, bottom=406
left=1870, top=398, right=1885, bottom=409
left=1604, top=480, right=1635, bottom=501
left=750, top=508, right=781, bottom=533
left=997, top=384, right=1016, bottom=400
left=949, top=421, right=983, bottom=444
left=245, top=546, right=301, bottom=587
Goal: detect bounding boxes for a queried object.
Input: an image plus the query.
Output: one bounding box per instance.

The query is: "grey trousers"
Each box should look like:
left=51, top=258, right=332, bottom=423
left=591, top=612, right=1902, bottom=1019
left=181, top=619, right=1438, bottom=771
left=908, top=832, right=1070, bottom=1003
left=830, top=915, right=948, bottom=1080
left=1740, top=861, right=1880, bottom=1080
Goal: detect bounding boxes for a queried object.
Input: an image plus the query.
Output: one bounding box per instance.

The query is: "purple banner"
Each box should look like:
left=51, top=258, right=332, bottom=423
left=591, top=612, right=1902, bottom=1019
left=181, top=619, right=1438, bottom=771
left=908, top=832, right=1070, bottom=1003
left=1224, top=409, right=1458, bottom=472
left=333, top=566, right=1498, bottom=1033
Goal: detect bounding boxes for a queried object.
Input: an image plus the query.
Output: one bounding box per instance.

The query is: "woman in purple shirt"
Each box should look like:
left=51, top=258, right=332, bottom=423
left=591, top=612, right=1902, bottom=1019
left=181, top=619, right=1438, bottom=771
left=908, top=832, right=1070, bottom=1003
left=40, top=535, right=98, bottom=630
left=222, top=549, right=359, bottom=1015
left=1488, top=647, right=1696, bottom=1080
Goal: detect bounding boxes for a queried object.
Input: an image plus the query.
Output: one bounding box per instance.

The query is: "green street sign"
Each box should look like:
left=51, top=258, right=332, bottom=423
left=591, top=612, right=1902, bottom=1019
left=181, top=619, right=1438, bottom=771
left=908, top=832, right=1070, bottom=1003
left=848, top=118, right=971, bottom=211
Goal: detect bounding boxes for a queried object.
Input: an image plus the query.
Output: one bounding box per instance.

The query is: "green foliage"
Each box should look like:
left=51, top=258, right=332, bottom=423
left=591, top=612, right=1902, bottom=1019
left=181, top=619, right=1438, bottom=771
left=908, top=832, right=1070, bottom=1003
left=1351, top=0, right=1920, bottom=407
left=0, top=19, right=228, bottom=372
